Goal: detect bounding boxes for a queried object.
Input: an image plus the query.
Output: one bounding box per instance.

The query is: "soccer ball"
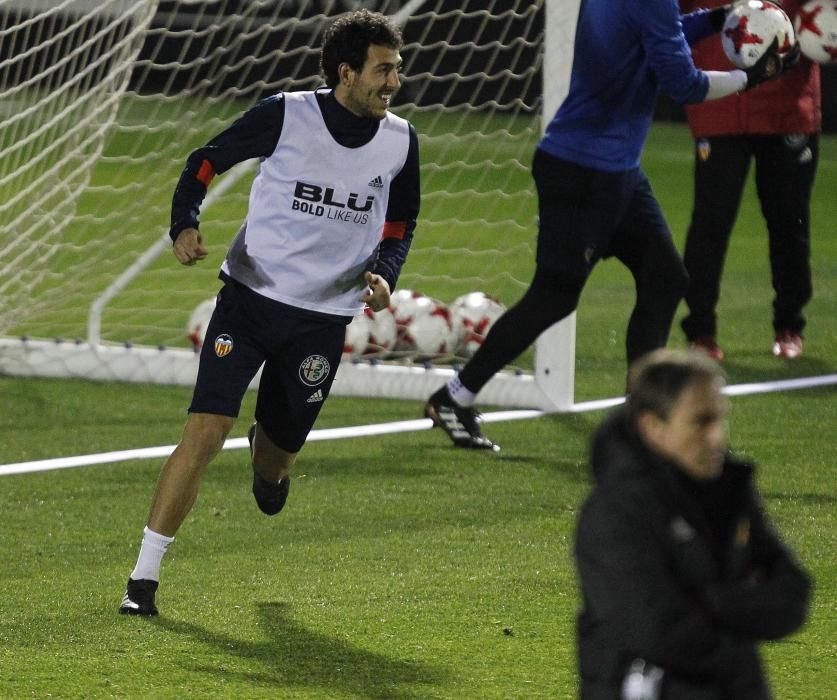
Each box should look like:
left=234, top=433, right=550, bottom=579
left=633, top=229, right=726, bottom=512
left=366, top=305, right=397, bottom=355
left=410, top=298, right=455, bottom=356
left=186, top=297, right=216, bottom=351
left=390, top=289, right=454, bottom=356
left=343, top=309, right=372, bottom=358
left=722, top=1, right=795, bottom=69
left=795, top=1, right=837, bottom=64
left=450, top=291, right=506, bottom=358
left=390, top=289, right=428, bottom=351
left=344, top=306, right=397, bottom=358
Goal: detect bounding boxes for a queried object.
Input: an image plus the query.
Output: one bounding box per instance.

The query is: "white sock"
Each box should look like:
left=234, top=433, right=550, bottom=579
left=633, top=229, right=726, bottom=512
left=447, top=375, right=476, bottom=407
left=130, top=526, right=174, bottom=582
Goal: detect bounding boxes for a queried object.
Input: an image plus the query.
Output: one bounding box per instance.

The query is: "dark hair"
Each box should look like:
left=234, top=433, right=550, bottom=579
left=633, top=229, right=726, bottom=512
left=319, top=9, right=403, bottom=89
left=625, top=349, right=725, bottom=424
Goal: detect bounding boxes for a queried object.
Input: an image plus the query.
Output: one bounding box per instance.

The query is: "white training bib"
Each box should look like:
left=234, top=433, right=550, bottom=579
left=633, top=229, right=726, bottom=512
left=222, top=90, right=410, bottom=316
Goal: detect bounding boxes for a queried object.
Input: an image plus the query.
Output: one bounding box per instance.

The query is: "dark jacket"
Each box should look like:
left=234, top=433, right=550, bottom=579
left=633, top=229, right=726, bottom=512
left=575, top=409, right=811, bottom=699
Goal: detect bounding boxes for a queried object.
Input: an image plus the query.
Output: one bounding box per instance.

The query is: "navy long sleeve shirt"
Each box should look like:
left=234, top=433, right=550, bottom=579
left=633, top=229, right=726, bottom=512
left=170, top=90, right=420, bottom=291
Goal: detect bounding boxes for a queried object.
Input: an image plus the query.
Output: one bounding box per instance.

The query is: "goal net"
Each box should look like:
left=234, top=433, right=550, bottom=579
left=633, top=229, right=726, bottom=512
left=0, top=0, right=578, bottom=409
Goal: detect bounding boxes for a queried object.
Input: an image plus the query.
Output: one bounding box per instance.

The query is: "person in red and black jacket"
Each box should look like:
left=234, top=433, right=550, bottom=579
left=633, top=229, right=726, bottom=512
left=679, top=0, right=820, bottom=361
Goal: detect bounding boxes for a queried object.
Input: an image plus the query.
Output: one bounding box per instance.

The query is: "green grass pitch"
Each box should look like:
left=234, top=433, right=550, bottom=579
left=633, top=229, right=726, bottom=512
left=0, top=121, right=835, bottom=698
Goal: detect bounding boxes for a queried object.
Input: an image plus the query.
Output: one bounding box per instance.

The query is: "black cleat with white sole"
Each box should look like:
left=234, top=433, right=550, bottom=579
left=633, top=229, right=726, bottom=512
left=248, top=423, right=291, bottom=515
left=118, top=577, right=159, bottom=616
left=424, top=386, right=500, bottom=451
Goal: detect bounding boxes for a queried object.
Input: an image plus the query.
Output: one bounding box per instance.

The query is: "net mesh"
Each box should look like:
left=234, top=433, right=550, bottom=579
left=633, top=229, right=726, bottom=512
left=0, top=0, right=543, bottom=364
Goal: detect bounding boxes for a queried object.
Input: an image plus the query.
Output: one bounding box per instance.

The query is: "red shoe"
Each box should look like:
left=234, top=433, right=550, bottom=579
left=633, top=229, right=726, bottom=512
left=688, top=336, right=724, bottom=361
left=772, top=330, right=803, bottom=359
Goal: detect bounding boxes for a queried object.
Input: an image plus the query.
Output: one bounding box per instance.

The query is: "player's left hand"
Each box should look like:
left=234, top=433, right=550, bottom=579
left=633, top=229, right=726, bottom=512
left=744, top=37, right=781, bottom=89
left=361, top=271, right=391, bottom=312
left=780, top=41, right=801, bottom=72
left=744, top=38, right=801, bottom=90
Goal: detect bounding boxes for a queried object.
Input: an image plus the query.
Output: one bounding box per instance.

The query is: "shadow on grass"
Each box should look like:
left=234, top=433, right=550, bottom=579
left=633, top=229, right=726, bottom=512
left=494, top=453, right=541, bottom=465
left=550, top=458, right=591, bottom=485
left=761, top=491, right=837, bottom=506
left=155, top=601, right=447, bottom=699
left=721, top=356, right=837, bottom=385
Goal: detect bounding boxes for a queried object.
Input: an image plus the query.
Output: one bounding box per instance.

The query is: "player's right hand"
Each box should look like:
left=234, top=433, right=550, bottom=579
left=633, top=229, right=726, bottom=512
left=360, top=271, right=391, bottom=311
left=173, top=227, right=208, bottom=266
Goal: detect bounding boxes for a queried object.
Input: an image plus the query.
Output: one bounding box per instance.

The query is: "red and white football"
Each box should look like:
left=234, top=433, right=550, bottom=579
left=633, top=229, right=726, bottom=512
left=450, top=291, right=506, bottom=358
left=186, top=297, right=216, bottom=352
left=794, top=0, right=837, bottom=64
left=390, top=289, right=454, bottom=356
left=345, top=305, right=397, bottom=358
left=343, top=308, right=372, bottom=358
left=722, top=1, right=795, bottom=68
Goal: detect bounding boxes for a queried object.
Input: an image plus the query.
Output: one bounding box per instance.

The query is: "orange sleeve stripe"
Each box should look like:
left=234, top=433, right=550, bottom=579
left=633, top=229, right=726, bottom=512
left=196, top=159, right=215, bottom=188
left=382, top=221, right=407, bottom=240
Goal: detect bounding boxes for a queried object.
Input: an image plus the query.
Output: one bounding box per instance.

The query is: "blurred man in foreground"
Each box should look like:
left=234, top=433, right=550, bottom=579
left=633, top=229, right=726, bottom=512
left=575, top=349, right=811, bottom=698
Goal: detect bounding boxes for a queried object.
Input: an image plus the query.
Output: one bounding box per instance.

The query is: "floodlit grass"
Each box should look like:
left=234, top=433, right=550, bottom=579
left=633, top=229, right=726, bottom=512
left=1, top=104, right=836, bottom=698
left=0, top=377, right=835, bottom=698
left=574, top=123, right=837, bottom=400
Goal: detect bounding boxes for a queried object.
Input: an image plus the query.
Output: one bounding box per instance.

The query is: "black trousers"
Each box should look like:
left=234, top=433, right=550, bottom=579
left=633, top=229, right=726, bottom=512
left=681, top=134, right=817, bottom=339
left=459, top=150, right=687, bottom=394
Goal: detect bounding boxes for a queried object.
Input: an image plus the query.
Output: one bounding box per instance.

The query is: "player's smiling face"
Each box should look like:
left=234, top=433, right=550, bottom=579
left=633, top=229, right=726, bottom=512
left=338, top=44, right=402, bottom=119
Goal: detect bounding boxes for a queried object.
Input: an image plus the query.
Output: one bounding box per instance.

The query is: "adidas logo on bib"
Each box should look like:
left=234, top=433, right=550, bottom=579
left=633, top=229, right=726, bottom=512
left=307, top=389, right=324, bottom=403
left=368, top=175, right=383, bottom=189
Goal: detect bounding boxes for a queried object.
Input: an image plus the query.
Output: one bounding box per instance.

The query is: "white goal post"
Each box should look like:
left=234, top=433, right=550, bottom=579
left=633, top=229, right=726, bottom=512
left=0, top=0, right=581, bottom=410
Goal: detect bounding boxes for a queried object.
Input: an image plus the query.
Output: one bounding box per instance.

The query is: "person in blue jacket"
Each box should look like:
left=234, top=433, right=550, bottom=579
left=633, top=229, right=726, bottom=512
left=425, top=0, right=798, bottom=450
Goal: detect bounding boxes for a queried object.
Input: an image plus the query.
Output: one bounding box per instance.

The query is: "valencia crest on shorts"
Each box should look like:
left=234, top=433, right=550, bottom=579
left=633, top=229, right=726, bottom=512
left=214, top=333, right=234, bottom=357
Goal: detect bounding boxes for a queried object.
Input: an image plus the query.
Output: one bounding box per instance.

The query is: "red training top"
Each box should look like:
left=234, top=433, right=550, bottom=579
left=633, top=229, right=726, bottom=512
left=680, top=0, right=821, bottom=137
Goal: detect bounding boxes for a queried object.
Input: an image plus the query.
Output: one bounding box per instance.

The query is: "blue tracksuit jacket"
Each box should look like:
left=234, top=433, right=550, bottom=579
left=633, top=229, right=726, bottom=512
left=540, top=0, right=718, bottom=172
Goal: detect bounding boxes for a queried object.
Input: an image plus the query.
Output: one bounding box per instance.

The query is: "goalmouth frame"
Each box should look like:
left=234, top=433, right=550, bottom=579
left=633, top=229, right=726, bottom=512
left=0, top=0, right=582, bottom=412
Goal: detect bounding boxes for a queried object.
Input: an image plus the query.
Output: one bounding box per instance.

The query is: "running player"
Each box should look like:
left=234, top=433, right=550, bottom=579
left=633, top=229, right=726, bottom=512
left=119, top=9, right=420, bottom=616
left=425, top=0, right=797, bottom=450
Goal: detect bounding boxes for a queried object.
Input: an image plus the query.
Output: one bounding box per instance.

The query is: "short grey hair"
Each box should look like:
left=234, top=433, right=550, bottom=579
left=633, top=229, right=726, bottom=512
left=626, top=349, right=725, bottom=423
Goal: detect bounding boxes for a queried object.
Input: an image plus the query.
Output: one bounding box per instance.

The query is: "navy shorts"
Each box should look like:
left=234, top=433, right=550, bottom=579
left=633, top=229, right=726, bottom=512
left=189, top=279, right=347, bottom=453
left=532, top=148, right=672, bottom=278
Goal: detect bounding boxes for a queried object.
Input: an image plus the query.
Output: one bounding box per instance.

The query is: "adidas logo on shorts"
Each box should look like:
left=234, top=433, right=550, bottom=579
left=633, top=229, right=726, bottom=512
left=307, top=389, right=323, bottom=403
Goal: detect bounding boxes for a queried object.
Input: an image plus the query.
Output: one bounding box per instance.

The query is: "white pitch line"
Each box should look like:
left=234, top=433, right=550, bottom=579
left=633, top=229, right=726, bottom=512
left=1, top=374, right=835, bottom=477
left=722, top=373, right=837, bottom=396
